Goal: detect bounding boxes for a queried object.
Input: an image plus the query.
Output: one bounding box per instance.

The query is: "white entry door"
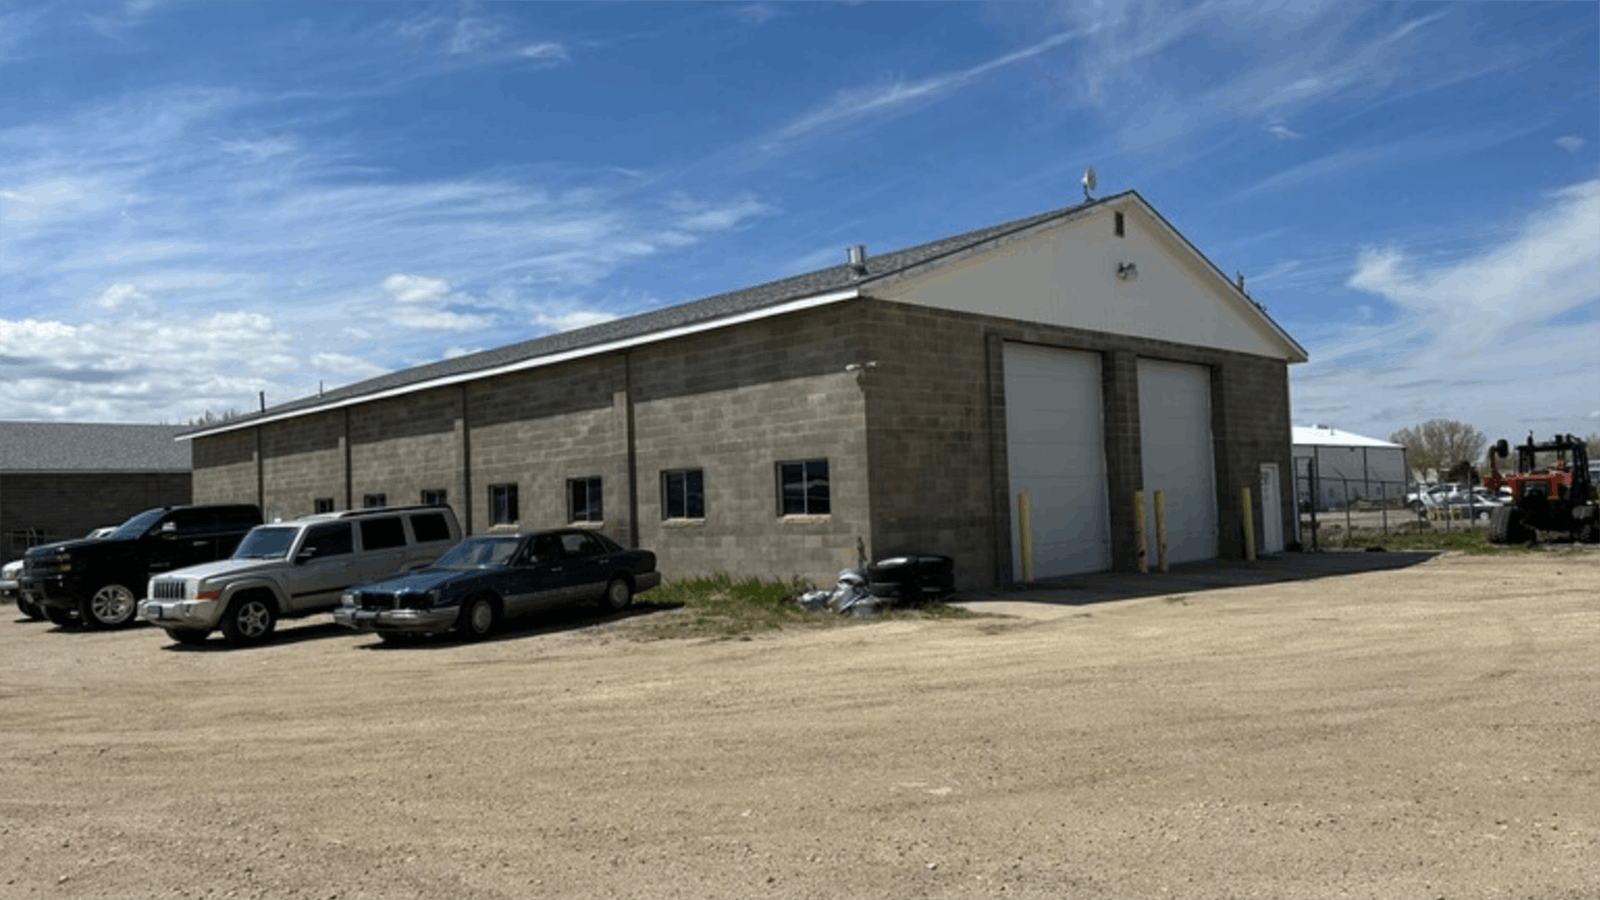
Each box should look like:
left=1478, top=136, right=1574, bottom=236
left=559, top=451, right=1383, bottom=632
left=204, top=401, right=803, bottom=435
left=1138, top=358, right=1218, bottom=563
left=1004, top=344, right=1111, bottom=579
left=1259, top=462, right=1284, bottom=554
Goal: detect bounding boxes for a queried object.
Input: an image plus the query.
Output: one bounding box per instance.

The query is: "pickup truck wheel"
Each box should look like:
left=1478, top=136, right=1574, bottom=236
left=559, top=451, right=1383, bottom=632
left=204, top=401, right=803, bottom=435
left=220, top=595, right=277, bottom=646
left=16, top=596, right=43, bottom=620
left=602, top=578, right=632, bottom=612
left=458, top=594, right=498, bottom=641
left=166, top=628, right=209, bottom=646
left=84, top=583, right=139, bottom=629
left=42, top=604, right=79, bottom=627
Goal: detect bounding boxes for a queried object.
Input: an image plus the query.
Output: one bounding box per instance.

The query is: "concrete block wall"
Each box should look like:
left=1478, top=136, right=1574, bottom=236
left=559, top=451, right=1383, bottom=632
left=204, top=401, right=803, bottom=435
left=349, top=386, right=463, bottom=518
left=1, top=472, right=192, bottom=559
left=259, top=410, right=346, bottom=521
left=856, top=301, right=998, bottom=587
left=191, top=429, right=257, bottom=508
left=629, top=305, right=871, bottom=583
left=860, top=298, right=1293, bottom=583
left=465, top=356, right=629, bottom=541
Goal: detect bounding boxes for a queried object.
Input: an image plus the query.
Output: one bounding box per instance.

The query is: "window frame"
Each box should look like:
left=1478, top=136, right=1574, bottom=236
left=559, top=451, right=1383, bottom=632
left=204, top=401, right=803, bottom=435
left=567, top=477, right=603, bottom=524
left=777, top=459, right=831, bottom=516
left=488, top=483, right=519, bottom=526
left=313, top=498, right=335, bottom=514
left=362, top=493, right=387, bottom=509
left=420, top=488, right=448, bottom=507
left=660, top=469, right=705, bottom=521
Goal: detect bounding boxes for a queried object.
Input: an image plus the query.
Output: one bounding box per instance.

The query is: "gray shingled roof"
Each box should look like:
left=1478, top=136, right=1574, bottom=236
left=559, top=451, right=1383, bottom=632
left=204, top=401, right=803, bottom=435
left=184, top=188, right=1302, bottom=437
left=0, top=422, right=192, bottom=473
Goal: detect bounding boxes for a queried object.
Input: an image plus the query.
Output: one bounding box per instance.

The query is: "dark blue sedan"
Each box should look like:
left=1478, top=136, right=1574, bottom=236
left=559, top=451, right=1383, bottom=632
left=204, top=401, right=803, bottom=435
left=333, top=529, right=660, bottom=642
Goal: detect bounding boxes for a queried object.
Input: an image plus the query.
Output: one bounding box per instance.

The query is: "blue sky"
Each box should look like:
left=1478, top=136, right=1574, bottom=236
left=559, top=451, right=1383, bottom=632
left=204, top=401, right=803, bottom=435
left=1, top=0, right=1596, bottom=448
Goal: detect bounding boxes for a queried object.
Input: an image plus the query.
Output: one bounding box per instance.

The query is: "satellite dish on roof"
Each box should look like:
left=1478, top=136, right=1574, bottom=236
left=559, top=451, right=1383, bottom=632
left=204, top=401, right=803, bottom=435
left=1081, top=166, right=1098, bottom=201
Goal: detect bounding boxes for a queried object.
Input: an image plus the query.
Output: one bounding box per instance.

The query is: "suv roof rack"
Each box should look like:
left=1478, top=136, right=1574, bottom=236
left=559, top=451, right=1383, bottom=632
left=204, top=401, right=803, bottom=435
left=292, top=505, right=453, bottom=522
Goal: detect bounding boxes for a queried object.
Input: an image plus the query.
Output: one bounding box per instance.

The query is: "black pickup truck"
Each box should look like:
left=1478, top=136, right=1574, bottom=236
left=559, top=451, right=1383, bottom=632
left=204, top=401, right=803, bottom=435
left=20, top=504, right=261, bottom=629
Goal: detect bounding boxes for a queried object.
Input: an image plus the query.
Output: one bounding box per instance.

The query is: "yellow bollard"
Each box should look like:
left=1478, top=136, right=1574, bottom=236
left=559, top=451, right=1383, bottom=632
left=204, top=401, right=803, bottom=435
left=1018, top=491, right=1034, bottom=585
left=1133, top=490, right=1148, bottom=574
left=1154, top=489, right=1169, bottom=574
left=1241, top=485, right=1256, bottom=561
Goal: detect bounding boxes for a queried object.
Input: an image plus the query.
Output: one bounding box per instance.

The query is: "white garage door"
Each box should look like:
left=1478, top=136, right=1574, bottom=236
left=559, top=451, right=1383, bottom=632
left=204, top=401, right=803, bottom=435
left=1138, top=358, right=1217, bottom=563
left=1004, top=344, right=1111, bottom=579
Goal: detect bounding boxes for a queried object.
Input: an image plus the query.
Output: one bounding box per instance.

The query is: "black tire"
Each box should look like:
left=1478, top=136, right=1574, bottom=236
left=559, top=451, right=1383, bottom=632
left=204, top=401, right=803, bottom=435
left=1579, top=520, right=1600, bottom=545
left=166, top=628, right=209, bottom=646
left=83, top=583, right=140, bottom=630
left=601, top=577, right=632, bottom=612
left=458, top=594, right=498, bottom=640
left=219, top=594, right=277, bottom=647
left=42, top=604, right=79, bottom=627
left=377, top=632, right=420, bottom=645
left=1488, top=506, right=1515, bottom=544
left=16, top=596, right=43, bottom=620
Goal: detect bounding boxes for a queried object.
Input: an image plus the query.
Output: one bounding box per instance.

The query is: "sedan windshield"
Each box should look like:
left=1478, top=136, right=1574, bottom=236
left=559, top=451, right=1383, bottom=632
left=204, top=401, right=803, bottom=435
left=434, top=537, right=522, bottom=570
left=232, top=527, right=298, bottom=560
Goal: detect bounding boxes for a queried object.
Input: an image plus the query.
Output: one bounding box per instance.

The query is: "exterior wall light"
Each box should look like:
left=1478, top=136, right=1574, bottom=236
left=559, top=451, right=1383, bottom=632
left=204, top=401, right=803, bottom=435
left=1116, top=262, right=1138, bottom=282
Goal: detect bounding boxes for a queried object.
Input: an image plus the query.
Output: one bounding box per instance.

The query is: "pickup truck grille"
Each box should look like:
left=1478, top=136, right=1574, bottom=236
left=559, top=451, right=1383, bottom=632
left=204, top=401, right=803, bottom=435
left=150, top=580, right=187, bottom=600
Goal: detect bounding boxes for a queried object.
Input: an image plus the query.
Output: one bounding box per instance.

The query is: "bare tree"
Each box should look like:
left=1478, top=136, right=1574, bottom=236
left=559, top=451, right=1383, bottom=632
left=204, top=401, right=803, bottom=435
left=1389, top=419, right=1486, bottom=480
left=185, top=408, right=246, bottom=426
left=1586, top=432, right=1600, bottom=459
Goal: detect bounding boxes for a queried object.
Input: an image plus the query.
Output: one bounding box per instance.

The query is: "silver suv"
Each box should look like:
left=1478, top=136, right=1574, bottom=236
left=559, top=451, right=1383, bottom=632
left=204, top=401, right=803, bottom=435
left=138, top=506, right=461, bottom=647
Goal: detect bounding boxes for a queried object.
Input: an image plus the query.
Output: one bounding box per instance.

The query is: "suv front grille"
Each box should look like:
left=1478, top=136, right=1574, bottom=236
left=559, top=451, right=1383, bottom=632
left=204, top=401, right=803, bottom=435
left=150, top=581, right=188, bottom=601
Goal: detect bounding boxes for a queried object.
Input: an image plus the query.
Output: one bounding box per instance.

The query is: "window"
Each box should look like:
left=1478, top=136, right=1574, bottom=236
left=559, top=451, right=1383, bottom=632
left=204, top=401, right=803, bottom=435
left=420, top=489, right=448, bottom=507
left=314, top=498, right=335, bottom=514
left=568, top=477, right=603, bottom=523
left=408, top=511, right=452, bottom=543
left=778, top=460, right=830, bottom=515
left=1114, top=211, right=1125, bottom=237
left=661, top=469, right=704, bottom=520
left=489, top=484, right=519, bottom=525
left=362, top=493, right=387, bottom=509
left=359, top=517, right=407, bottom=551
left=302, top=523, right=354, bottom=559
left=559, top=531, right=607, bottom=558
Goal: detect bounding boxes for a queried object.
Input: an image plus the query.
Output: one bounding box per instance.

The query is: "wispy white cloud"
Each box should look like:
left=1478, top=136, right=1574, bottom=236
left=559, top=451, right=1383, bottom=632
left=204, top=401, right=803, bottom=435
left=1555, top=135, right=1586, bottom=153
left=1292, top=177, right=1600, bottom=440
left=733, top=5, right=781, bottom=27
left=758, top=28, right=1088, bottom=151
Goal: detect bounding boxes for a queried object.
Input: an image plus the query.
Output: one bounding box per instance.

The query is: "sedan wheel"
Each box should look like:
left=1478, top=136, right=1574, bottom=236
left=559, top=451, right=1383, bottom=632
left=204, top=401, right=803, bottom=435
left=602, top=578, right=632, bottom=612
left=459, top=595, right=498, bottom=640
left=220, top=596, right=276, bottom=646
left=85, top=584, right=139, bottom=629
left=166, top=628, right=210, bottom=646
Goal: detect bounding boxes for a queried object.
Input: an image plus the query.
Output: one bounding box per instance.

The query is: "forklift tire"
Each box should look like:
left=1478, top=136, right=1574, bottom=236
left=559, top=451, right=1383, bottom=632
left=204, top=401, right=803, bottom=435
left=1488, top=506, right=1514, bottom=545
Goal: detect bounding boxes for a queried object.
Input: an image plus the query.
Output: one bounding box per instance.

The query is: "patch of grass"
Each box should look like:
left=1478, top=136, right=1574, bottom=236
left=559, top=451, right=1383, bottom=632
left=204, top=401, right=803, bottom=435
left=1351, top=528, right=1585, bottom=554
left=624, top=574, right=977, bottom=641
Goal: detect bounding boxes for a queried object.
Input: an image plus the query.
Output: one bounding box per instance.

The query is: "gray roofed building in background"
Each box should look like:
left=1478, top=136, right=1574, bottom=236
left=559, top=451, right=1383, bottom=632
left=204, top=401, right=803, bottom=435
left=0, top=422, right=192, bottom=473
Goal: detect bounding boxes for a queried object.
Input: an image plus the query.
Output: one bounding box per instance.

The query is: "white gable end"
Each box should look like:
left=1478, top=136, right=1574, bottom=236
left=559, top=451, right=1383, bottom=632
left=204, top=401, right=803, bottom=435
left=871, top=203, right=1299, bottom=361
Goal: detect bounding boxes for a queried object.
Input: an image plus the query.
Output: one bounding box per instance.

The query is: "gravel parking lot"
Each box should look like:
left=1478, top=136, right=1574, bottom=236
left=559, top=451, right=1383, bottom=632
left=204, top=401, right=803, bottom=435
left=3, top=549, right=1597, bottom=900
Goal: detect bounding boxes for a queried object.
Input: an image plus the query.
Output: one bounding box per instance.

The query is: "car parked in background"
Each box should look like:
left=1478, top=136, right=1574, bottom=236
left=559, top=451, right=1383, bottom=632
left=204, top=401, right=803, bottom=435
left=1, top=559, right=23, bottom=611
left=139, top=505, right=461, bottom=647
left=20, top=505, right=262, bottom=629
left=334, top=529, right=659, bottom=642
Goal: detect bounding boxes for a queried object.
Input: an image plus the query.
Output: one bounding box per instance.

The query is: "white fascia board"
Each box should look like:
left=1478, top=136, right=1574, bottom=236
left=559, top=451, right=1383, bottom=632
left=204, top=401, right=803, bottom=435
left=180, top=288, right=862, bottom=441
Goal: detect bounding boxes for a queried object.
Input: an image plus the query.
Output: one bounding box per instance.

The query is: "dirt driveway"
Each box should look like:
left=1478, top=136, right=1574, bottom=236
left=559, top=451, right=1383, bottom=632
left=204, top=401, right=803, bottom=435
left=3, top=550, right=1597, bottom=900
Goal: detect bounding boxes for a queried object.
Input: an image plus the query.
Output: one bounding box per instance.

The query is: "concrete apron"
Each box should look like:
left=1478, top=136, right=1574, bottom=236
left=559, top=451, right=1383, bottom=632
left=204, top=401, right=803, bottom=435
left=951, top=550, right=1440, bottom=621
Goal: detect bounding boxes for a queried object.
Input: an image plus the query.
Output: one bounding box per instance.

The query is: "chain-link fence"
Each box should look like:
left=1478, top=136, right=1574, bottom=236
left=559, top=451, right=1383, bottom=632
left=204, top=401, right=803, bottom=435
left=1293, top=456, right=1500, bottom=550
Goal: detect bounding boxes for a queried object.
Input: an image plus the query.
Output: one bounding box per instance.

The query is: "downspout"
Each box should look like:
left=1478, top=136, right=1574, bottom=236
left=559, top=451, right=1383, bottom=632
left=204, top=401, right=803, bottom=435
left=459, top=384, right=473, bottom=534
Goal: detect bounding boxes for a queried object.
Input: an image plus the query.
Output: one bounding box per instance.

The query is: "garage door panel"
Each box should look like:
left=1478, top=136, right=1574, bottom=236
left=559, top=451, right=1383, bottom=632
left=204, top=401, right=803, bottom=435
left=1005, top=344, right=1111, bottom=579
left=1138, top=358, right=1217, bottom=563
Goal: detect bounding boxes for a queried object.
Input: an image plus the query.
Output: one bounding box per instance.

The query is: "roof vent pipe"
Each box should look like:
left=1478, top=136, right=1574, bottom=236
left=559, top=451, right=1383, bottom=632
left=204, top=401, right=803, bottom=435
left=1236, top=272, right=1247, bottom=294
left=847, top=244, right=868, bottom=278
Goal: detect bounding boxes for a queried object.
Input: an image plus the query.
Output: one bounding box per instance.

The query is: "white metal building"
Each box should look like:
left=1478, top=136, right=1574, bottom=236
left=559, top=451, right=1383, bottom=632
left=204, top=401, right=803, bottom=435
left=1292, top=425, right=1408, bottom=512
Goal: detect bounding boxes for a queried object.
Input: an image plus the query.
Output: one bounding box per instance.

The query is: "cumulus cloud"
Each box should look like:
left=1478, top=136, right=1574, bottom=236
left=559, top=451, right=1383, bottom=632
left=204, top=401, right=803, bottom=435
left=95, top=282, right=147, bottom=309
left=383, top=273, right=452, bottom=305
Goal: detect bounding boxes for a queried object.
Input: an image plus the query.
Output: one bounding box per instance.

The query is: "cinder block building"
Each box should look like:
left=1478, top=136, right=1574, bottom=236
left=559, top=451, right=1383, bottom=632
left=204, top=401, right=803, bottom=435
left=0, top=422, right=193, bottom=561
left=182, top=191, right=1307, bottom=588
